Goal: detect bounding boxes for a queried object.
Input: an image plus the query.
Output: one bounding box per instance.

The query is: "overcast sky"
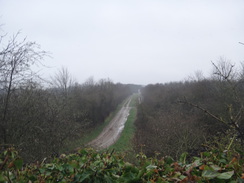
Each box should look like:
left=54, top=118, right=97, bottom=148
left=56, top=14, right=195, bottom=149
left=1, top=0, right=243, bottom=85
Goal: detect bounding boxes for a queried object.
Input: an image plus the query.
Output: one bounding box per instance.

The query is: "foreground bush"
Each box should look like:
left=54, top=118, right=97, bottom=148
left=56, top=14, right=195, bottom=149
left=0, top=148, right=243, bottom=182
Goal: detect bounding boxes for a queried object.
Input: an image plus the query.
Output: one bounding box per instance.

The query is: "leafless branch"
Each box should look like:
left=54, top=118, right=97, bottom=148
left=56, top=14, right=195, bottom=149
left=178, top=97, right=228, bottom=126
left=211, top=60, right=234, bottom=81
left=178, top=97, right=244, bottom=142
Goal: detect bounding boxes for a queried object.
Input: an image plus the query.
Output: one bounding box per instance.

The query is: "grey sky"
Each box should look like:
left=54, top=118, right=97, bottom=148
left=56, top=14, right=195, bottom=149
left=1, top=0, right=243, bottom=85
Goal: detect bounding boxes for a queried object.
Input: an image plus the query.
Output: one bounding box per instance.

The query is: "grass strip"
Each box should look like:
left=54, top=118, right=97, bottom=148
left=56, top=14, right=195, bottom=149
left=108, top=93, right=138, bottom=152
left=62, top=96, right=132, bottom=152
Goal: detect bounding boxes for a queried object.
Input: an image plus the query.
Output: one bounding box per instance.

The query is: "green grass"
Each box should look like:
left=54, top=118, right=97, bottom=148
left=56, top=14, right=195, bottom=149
left=108, top=107, right=137, bottom=152
left=61, top=96, right=132, bottom=153
left=107, top=93, right=138, bottom=153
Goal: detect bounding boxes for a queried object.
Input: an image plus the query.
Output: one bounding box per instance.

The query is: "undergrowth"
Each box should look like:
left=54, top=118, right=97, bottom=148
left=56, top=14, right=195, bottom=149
left=0, top=147, right=243, bottom=182
left=61, top=96, right=131, bottom=153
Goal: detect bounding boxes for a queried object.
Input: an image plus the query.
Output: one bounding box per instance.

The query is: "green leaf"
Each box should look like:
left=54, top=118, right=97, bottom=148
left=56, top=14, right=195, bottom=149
left=79, top=172, right=91, bottom=182
left=179, top=152, right=188, bottom=164
left=46, top=163, right=55, bottom=170
left=179, top=175, right=187, bottom=180
left=210, top=164, right=221, bottom=171
left=146, top=165, right=157, bottom=170
left=193, top=159, right=201, bottom=167
left=218, top=159, right=227, bottom=164
left=29, top=175, right=37, bottom=182
left=217, top=171, right=234, bottom=180
left=0, top=174, right=6, bottom=182
left=164, top=156, right=174, bottom=164
left=78, top=149, right=88, bottom=155
left=14, top=159, right=23, bottom=169
left=202, top=170, right=219, bottom=179
left=202, top=152, right=211, bottom=157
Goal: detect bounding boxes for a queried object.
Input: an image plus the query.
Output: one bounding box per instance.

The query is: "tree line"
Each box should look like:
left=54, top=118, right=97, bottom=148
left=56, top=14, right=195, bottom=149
left=0, top=31, right=140, bottom=162
left=133, top=59, right=244, bottom=159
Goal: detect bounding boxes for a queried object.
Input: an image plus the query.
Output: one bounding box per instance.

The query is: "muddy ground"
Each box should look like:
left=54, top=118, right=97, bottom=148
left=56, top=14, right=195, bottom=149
left=87, top=96, right=132, bottom=150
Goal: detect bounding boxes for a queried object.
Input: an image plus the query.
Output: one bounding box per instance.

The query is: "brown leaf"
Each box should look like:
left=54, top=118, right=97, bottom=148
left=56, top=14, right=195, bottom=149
left=8, top=161, right=14, bottom=168
left=199, top=165, right=205, bottom=170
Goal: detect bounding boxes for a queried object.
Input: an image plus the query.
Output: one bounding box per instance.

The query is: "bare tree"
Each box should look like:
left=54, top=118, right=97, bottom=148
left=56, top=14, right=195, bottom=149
left=52, top=67, right=75, bottom=97
left=0, top=32, right=47, bottom=144
left=186, top=70, right=205, bottom=82
left=180, top=59, right=244, bottom=144
left=211, top=58, right=237, bottom=81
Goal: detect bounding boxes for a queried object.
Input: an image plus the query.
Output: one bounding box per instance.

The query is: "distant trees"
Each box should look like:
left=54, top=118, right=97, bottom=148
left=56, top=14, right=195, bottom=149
left=181, top=58, right=244, bottom=143
left=200, top=59, right=243, bottom=141
left=134, top=59, right=244, bottom=158
left=52, top=67, right=75, bottom=97
left=134, top=82, right=205, bottom=158
left=0, top=30, right=139, bottom=162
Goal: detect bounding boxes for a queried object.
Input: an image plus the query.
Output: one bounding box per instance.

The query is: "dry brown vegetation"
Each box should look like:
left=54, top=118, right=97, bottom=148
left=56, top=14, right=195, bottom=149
left=134, top=59, right=244, bottom=158
left=0, top=32, right=141, bottom=162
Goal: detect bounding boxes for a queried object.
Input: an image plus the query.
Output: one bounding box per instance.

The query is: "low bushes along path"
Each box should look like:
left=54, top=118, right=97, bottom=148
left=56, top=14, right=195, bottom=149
left=87, top=96, right=132, bottom=150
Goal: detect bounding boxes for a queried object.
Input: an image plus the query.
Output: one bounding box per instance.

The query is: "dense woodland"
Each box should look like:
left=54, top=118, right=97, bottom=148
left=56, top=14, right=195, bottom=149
left=1, top=32, right=243, bottom=162
left=0, top=32, right=140, bottom=162
left=134, top=60, right=244, bottom=159
left=0, top=30, right=243, bottom=182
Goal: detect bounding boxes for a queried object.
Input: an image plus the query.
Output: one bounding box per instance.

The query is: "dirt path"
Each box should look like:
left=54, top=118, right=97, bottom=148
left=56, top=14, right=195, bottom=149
left=87, top=96, right=132, bottom=150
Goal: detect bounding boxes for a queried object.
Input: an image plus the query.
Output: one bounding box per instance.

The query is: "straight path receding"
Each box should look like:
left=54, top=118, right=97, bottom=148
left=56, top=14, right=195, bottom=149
left=87, top=96, right=132, bottom=150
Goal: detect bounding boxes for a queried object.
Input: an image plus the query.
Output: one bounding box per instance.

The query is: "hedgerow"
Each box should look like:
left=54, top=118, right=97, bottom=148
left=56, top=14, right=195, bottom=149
left=0, top=147, right=243, bottom=182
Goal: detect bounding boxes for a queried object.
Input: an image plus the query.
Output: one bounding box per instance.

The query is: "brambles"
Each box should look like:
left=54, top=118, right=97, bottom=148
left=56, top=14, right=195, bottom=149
left=0, top=148, right=243, bottom=182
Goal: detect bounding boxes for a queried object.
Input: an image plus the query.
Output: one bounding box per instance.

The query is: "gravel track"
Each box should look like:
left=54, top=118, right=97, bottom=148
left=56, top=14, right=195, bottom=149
left=87, top=96, right=132, bottom=150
